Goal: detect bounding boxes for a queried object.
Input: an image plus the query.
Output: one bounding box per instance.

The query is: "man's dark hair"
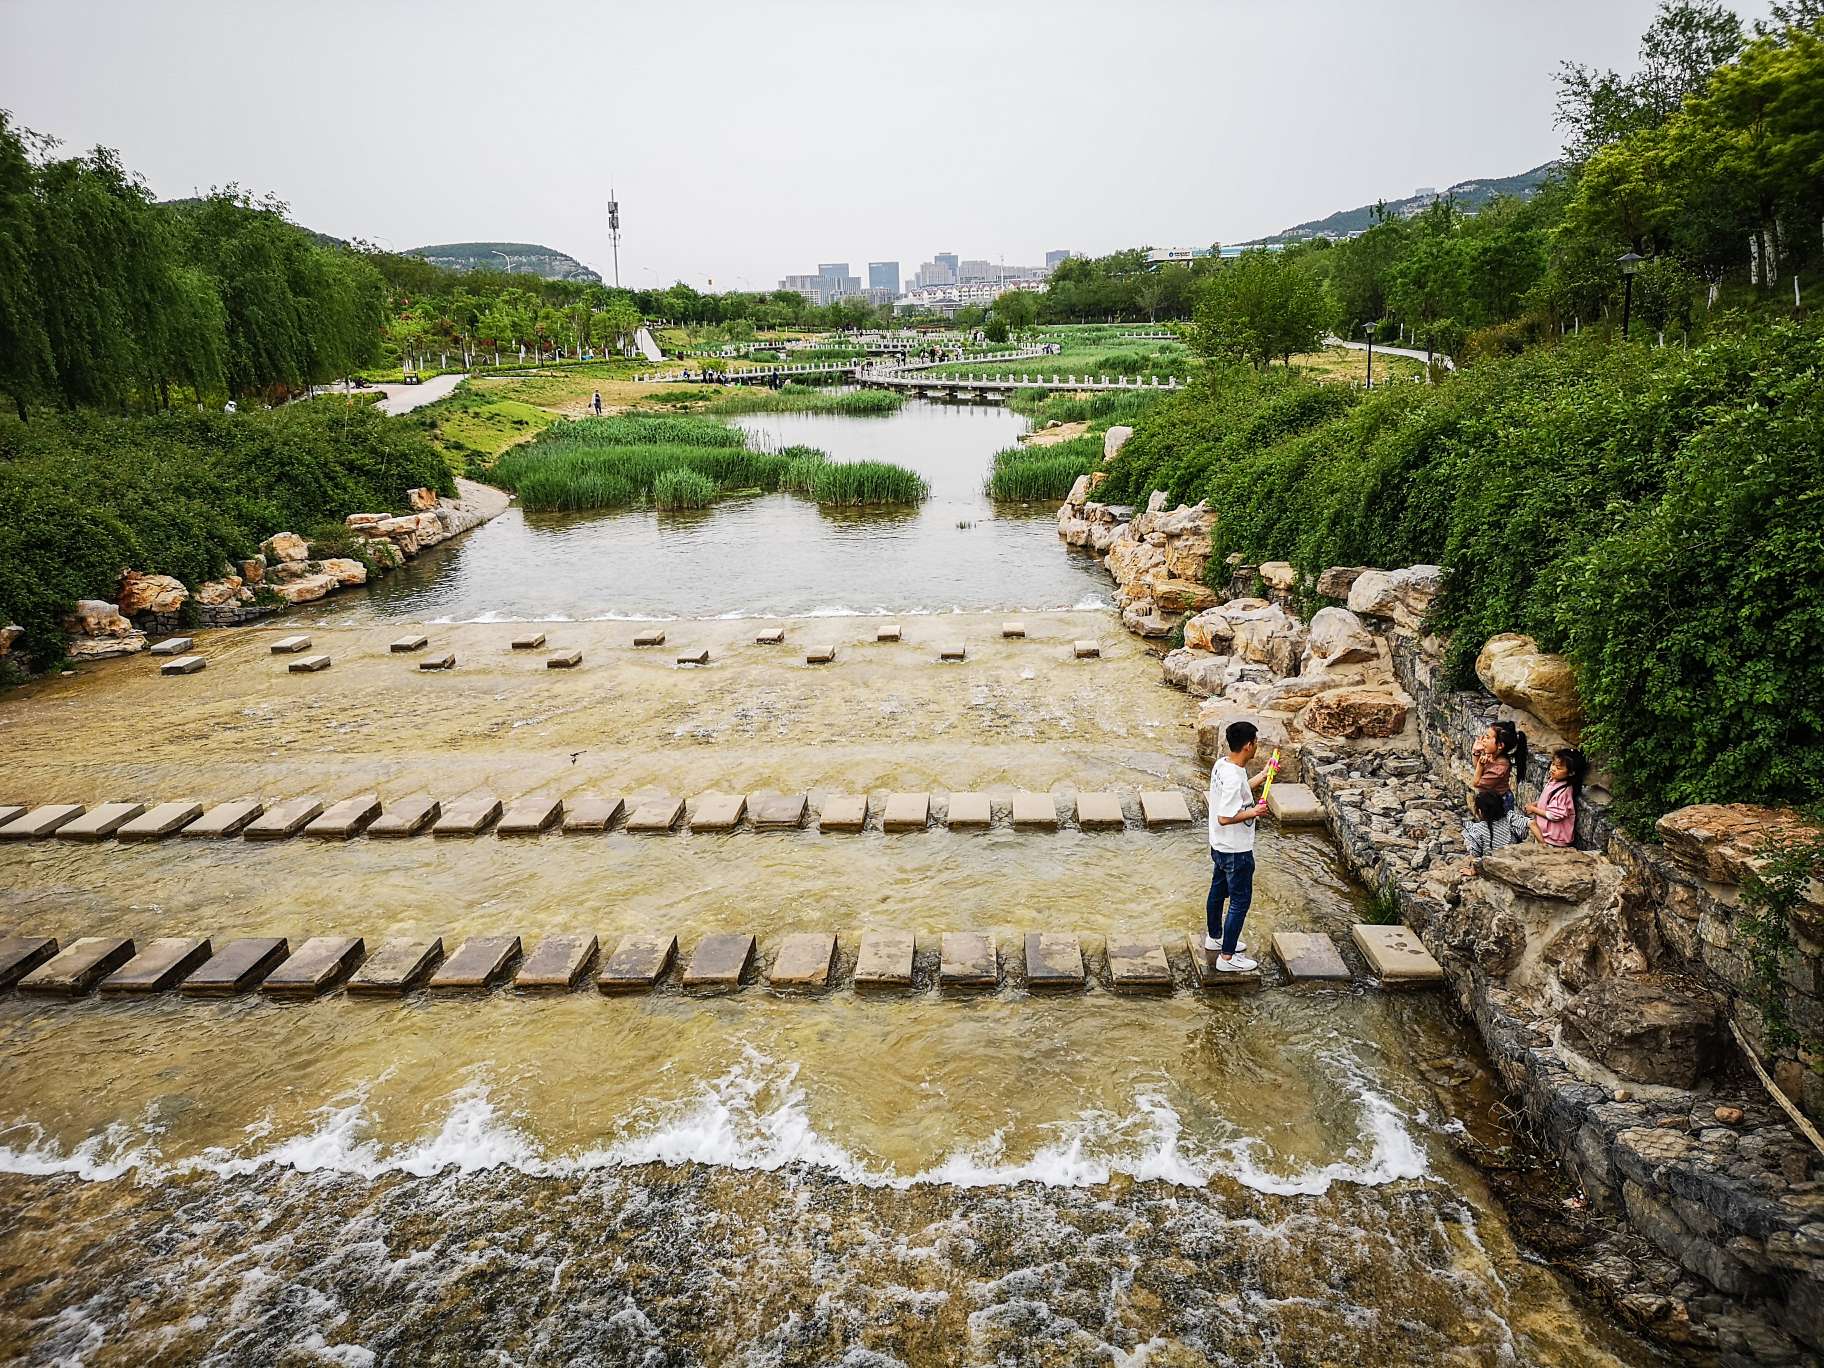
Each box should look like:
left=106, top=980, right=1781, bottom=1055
left=1225, top=720, right=1258, bottom=752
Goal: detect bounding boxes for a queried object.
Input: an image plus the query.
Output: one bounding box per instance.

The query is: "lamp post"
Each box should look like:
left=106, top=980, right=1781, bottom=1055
left=1363, top=322, right=1374, bottom=389
left=1617, top=252, right=1645, bottom=339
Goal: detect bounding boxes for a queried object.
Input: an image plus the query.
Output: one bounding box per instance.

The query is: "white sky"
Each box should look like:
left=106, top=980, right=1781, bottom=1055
left=0, top=0, right=1775, bottom=290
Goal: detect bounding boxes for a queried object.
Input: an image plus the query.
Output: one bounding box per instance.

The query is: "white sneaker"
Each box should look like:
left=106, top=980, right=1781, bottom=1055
left=1202, top=935, right=1244, bottom=953
left=1216, top=954, right=1258, bottom=972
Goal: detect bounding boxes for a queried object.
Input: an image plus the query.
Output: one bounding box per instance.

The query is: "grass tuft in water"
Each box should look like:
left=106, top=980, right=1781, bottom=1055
left=652, top=468, right=719, bottom=510
left=806, top=460, right=929, bottom=506
left=492, top=414, right=791, bottom=511
left=778, top=446, right=829, bottom=492
left=704, top=386, right=904, bottom=416
left=985, top=434, right=1103, bottom=502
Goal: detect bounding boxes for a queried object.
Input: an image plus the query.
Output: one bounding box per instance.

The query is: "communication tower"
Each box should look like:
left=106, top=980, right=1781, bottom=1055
left=607, top=191, right=622, bottom=288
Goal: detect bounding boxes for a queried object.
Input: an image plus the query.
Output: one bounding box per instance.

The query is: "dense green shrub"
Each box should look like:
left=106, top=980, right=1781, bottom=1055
left=652, top=468, right=718, bottom=510
left=985, top=434, right=1103, bottom=502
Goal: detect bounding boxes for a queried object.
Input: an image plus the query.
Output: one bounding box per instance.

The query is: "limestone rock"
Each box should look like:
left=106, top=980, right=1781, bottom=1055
left=1088, top=520, right=1127, bottom=553
left=407, top=487, right=440, bottom=511
left=117, top=571, right=188, bottom=617
left=319, top=557, right=368, bottom=588
left=1476, top=633, right=1586, bottom=739
left=240, top=556, right=265, bottom=583
left=1303, top=687, right=1410, bottom=740
left=1121, top=600, right=1176, bottom=637
left=367, top=540, right=405, bottom=570
left=1656, top=805, right=1818, bottom=887
left=269, top=573, right=337, bottom=605
left=193, top=576, right=250, bottom=607
left=1162, top=648, right=1231, bottom=698
left=1305, top=606, right=1377, bottom=668
left=1258, top=561, right=1298, bottom=592
left=65, top=599, right=134, bottom=638
left=1105, top=537, right=1165, bottom=586
left=1559, top=975, right=1723, bottom=1088
left=261, top=531, right=310, bottom=563
left=1150, top=578, right=1216, bottom=614
left=1149, top=502, right=1215, bottom=538
left=1103, top=425, right=1133, bottom=461
left=0, top=623, right=20, bottom=658
left=1227, top=604, right=1308, bottom=676
left=1064, top=473, right=1094, bottom=508
left=1195, top=700, right=1300, bottom=774
left=1347, top=565, right=1444, bottom=631
left=65, top=630, right=147, bottom=659
left=1480, top=845, right=1603, bottom=903
left=1316, top=565, right=1370, bottom=600
left=1163, top=533, right=1212, bottom=582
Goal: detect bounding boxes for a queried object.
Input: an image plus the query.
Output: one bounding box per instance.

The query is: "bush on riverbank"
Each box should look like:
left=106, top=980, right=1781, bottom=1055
left=986, top=434, right=1103, bottom=502
left=0, top=403, right=453, bottom=669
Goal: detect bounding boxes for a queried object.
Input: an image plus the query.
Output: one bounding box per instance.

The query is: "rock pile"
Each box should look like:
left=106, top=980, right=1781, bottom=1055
left=1057, top=481, right=1216, bottom=637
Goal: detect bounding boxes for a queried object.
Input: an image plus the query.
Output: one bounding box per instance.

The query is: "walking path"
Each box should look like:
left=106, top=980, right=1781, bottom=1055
left=376, top=372, right=467, bottom=414
left=1324, top=335, right=1454, bottom=371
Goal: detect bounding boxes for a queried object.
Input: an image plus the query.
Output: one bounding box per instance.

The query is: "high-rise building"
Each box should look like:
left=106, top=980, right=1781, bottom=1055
left=817, top=262, right=862, bottom=299
left=868, top=261, right=900, bottom=295
left=935, top=252, right=959, bottom=280
left=1045, top=250, right=1073, bottom=271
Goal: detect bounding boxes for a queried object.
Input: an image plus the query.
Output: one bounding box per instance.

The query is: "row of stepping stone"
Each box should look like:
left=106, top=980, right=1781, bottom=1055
left=0, top=926, right=1440, bottom=996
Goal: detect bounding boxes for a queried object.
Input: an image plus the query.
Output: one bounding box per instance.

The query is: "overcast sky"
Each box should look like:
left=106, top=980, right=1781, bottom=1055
left=0, top=0, right=1775, bottom=290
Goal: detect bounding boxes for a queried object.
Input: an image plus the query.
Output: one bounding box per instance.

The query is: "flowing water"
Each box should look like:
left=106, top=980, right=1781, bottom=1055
left=0, top=402, right=1663, bottom=1364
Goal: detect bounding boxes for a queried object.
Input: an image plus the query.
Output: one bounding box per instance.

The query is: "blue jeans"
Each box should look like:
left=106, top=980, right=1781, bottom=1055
left=1206, top=848, right=1255, bottom=955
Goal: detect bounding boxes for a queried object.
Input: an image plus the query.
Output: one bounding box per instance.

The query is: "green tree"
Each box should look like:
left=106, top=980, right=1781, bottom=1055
left=1193, top=250, right=1325, bottom=369
left=991, top=288, right=1039, bottom=331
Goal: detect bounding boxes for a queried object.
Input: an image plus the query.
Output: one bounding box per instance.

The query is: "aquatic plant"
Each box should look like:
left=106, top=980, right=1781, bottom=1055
left=984, top=434, right=1102, bottom=502
left=492, top=436, right=791, bottom=512
left=778, top=446, right=829, bottom=492
left=805, top=460, right=929, bottom=506
left=541, top=414, right=747, bottom=448
left=652, top=468, right=719, bottom=510
left=704, top=386, right=903, bottom=416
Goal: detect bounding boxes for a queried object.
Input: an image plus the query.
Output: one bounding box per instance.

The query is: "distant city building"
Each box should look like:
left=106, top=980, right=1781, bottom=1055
left=868, top=261, right=900, bottom=294
left=1045, top=250, right=1073, bottom=271
left=893, top=277, right=1046, bottom=318
left=777, top=262, right=863, bottom=304
left=935, top=252, right=959, bottom=280
left=959, top=258, right=996, bottom=283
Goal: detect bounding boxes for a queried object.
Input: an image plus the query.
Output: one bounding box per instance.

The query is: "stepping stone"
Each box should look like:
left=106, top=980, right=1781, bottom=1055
left=516, top=934, right=599, bottom=990
left=854, top=931, right=915, bottom=986
left=0, top=936, right=59, bottom=988
left=263, top=936, right=366, bottom=997
left=19, top=937, right=134, bottom=995
left=184, top=799, right=263, bottom=838
left=769, top=932, right=837, bottom=989
left=57, top=802, right=148, bottom=841
left=498, top=797, right=564, bottom=835
left=1185, top=932, right=1261, bottom=990
left=0, top=804, right=85, bottom=840
left=876, top=624, right=901, bottom=642
left=1351, top=923, right=1443, bottom=986
left=245, top=798, right=324, bottom=840
left=676, top=648, right=710, bottom=666
left=160, top=655, right=206, bottom=676
left=563, top=797, right=625, bottom=833
left=390, top=635, right=428, bottom=653
left=1024, top=932, right=1084, bottom=989
left=305, top=794, right=381, bottom=839
left=633, top=628, right=666, bottom=647
left=945, top=792, right=992, bottom=829
left=690, top=792, right=746, bottom=832
left=1267, top=783, right=1324, bottom=825
left=751, top=794, right=808, bottom=830
left=0, top=805, right=21, bottom=829
left=1011, top=791, right=1058, bottom=829
left=433, top=795, right=503, bottom=836
left=100, top=937, right=213, bottom=993
left=882, top=792, right=930, bottom=832
left=419, top=653, right=457, bottom=670
left=626, top=796, right=685, bottom=832
left=1001, top=621, right=1026, bottom=639
left=1073, top=640, right=1101, bottom=659
left=682, top=933, right=755, bottom=989
left=181, top=937, right=290, bottom=994
left=271, top=635, right=312, bottom=653
left=348, top=938, right=445, bottom=995
left=937, top=643, right=966, bottom=662
left=1107, top=939, right=1172, bottom=992
left=547, top=650, right=582, bottom=669
left=511, top=633, right=546, bottom=650
left=805, top=644, right=837, bottom=665
left=818, top=794, right=867, bottom=832
left=118, top=802, right=204, bottom=841
left=940, top=932, right=998, bottom=987
left=1272, top=931, right=1351, bottom=982
left=368, top=797, right=440, bottom=837
left=288, top=654, right=332, bottom=673
left=597, top=934, right=677, bottom=992
left=429, top=935, right=522, bottom=991
left=1074, top=792, right=1125, bottom=831
left=149, top=636, right=194, bottom=656
left=754, top=627, right=785, bottom=645
left=1139, top=791, right=1193, bottom=828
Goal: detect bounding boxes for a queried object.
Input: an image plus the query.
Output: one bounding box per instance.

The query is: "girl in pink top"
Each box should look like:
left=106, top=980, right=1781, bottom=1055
left=1526, top=748, right=1587, bottom=847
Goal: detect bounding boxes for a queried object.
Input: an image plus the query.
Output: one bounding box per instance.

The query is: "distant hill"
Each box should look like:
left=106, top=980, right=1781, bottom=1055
left=1250, top=163, right=1561, bottom=244
left=404, top=241, right=602, bottom=284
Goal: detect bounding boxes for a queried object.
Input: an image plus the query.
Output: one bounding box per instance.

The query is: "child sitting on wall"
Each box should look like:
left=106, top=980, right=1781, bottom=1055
left=1463, top=789, right=1529, bottom=868
left=1524, top=747, right=1587, bottom=848
left=1468, top=719, right=1527, bottom=814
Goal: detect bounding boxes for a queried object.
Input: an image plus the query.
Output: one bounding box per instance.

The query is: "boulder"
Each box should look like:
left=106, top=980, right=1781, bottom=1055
left=1656, top=805, right=1818, bottom=887
left=1305, top=606, right=1377, bottom=668
left=116, top=571, right=189, bottom=617
left=1559, top=975, right=1723, bottom=1088
left=1088, top=521, right=1128, bottom=553
left=1258, top=561, right=1298, bottom=592
left=1195, top=701, right=1301, bottom=775
left=1163, top=533, right=1212, bottom=582
left=261, top=532, right=310, bottom=564
left=268, top=573, right=337, bottom=605
left=1347, top=565, right=1444, bottom=631
left=240, top=556, right=266, bottom=584
left=344, top=513, right=387, bottom=530
left=1103, top=425, right=1134, bottom=461
left=319, top=557, right=368, bottom=587
left=1480, top=844, right=1602, bottom=903
left=1476, top=633, right=1586, bottom=739
left=1316, top=566, right=1370, bottom=600
left=1120, top=600, right=1177, bottom=638
left=1150, top=502, right=1214, bottom=538
left=1227, top=604, right=1309, bottom=676
left=65, top=630, right=147, bottom=660
left=0, top=623, right=21, bottom=658
left=64, top=599, right=135, bottom=638
left=1303, top=687, right=1410, bottom=740
left=406, top=487, right=440, bottom=512
left=193, top=576, right=250, bottom=607
left=1162, top=649, right=1231, bottom=698
left=366, top=540, right=405, bottom=570
left=1064, top=473, right=1095, bottom=508
left=1105, top=538, right=1165, bottom=587
left=1060, top=517, right=1093, bottom=547
left=267, top=560, right=317, bottom=583
left=1150, top=578, right=1217, bottom=614
left=1254, top=668, right=1366, bottom=709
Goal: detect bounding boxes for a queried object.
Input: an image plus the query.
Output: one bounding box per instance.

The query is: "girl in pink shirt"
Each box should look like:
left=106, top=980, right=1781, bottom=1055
left=1526, top=748, right=1586, bottom=847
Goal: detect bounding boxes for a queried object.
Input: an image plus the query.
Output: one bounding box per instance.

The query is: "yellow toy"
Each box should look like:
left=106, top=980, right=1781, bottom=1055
left=1259, top=747, right=1282, bottom=803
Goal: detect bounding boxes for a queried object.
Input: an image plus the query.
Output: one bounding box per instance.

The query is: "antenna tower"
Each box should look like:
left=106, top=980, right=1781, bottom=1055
left=607, top=190, right=622, bottom=289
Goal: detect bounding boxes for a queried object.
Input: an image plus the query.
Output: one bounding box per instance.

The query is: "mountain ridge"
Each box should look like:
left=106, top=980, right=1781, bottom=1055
left=1247, top=162, right=1561, bottom=244
left=404, top=241, right=602, bottom=284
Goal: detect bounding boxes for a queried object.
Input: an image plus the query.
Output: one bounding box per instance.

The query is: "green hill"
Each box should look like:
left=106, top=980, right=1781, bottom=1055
left=1252, top=163, right=1560, bottom=244
left=404, top=241, right=602, bottom=284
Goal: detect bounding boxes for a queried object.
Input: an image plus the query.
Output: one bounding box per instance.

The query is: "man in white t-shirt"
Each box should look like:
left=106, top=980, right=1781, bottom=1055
left=1205, top=719, right=1273, bottom=972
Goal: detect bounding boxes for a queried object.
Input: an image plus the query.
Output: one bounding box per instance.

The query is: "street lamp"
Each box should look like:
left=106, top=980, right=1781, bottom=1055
left=1363, top=322, right=1375, bottom=389
left=1617, top=251, right=1645, bottom=339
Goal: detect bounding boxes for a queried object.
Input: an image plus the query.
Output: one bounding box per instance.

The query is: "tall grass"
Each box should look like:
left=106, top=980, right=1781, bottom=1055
left=985, top=434, right=1103, bottom=502
left=492, top=428, right=793, bottom=512
left=1011, top=389, right=1165, bottom=425
left=541, top=414, right=747, bottom=448
left=704, top=386, right=903, bottom=416
left=779, top=445, right=828, bottom=492
left=653, top=468, right=718, bottom=510
left=806, top=460, right=929, bottom=506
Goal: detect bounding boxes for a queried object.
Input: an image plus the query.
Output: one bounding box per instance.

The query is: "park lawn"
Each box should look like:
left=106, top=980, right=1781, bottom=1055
left=1290, top=345, right=1425, bottom=384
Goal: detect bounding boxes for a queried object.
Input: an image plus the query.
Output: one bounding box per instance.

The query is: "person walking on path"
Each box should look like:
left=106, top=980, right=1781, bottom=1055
left=591, top=390, right=603, bottom=416
left=1206, top=719, right=1273, bottom=972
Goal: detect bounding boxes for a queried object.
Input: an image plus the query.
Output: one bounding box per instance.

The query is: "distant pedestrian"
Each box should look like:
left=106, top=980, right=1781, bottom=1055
left=1205, top=719, right=1273, bottom=972
left=592, top=390, right=602, bottom=416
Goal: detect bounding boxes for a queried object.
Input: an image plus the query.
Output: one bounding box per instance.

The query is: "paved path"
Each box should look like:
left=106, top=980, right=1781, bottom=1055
left=1324, top=336, right=1454, bottom=371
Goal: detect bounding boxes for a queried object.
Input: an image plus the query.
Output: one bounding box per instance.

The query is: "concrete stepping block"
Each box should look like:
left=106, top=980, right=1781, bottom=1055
left=305, top=794, right=381, bottom=839
left=690, top=792, right=747, bottom=832
left=149, top=636, right=194, bottom=656
left=1351, top=923, right=1443, bottom=985
left=433, top=796, right=503, bottom=836
left=184, top=799, right=263, bottom=838
left=676, top=648, right=710, bottom=666
left=118, top=802, right=204, bottom=841
left=633, top=628, right=666, bottom=647
left=937, top=643, right=966, bottom=662
left=100, top=937, right=213, bottom=993
left=511, top=633, right=546, bottom=650
left=0, top=936, right=60, bottom=988
left=0, top=805, right=21, bottom=830
left=263, top=936, right=366, bottom=997
left=288, top=654, right=332, bottom=673
left=516, top=934, right=598, bottom=990
left=1268, top=783, right=1324, bottom=825
left=390, top=635, right=428, bottom=653
left=245, top=798, right=324, bottom=840
left=0, top=804, right=85, bottom=840
left=160, top=655, right=206, bottom=676
left=368, top=797, right=440, bottom=837
left=882, top=792, right=930, bottom=832
left=348, top=938, right=445, bottom=995
left=876, top=623, right=901, bottom=642
left=1139, top=791, right=1193, bottom=828
left=547, top=650, right=582, bottom=669
left=1001, top=621, right=1026, bottom=639
left=563, top=797, right=625, bottom=833
left=498, top=797, right=564, bottom=835
left=805, top=644, right=837, bottom=665
left=854, top=931, right=915, bottom=986
left=419, top=653, right=457, bottom=670
left=1272, top=931, right=1351, bottom=982
left=19, top=937, right=134, bottom=995
left=1025, top=932, right=1084, bottom=989
left=1074, top=792, right=1125, bottom=831
left=682, top=933, right=755, bottom=989
left=430, top=935, right=522, bottom=991
left=754, top=627, right=785, bottom=645
left=818, top=794, right=867, bottom=832
left=1107, top=939, right=1172, bottom=992
left=1185, top=932, right=1262, bottom=990
left=1011, top=791, right=1059, bottom=829
left=945, top=792, right=992, bottom=829
left=57, top=802, right=148, bottom=841
left=597, top=934, right=677, bottom=992
left=940, top=932, right=998, bottom=987
left=271, top=635, right=312, bottom=653
left=769, top=932, right=837, bottom=989
left=626, top=796, right=685, bottom=832
left=751, top=794, right=808, bottom=830
left=1073, top=640, right=1101, bottom=659
left=181, top=937, right=290, bottom=995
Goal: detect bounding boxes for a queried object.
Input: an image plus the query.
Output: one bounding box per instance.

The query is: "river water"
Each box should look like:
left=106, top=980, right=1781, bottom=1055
left=0, top=401, right=1661, bottom=1364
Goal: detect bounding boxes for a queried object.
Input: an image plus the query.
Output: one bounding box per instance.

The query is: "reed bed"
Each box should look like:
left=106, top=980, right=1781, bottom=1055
left=806, top=460, right=929, bottom=506
left=493, top=434, right=792, bottom=512
left=984, top=434, right=1103, bottom=502
left=779, top=446, right=828, bottom=492
left=704, top=386, right=903, bottom=416
left=652, top=468, right=719, bottom=510
left=1011, top=389, right=1166, bottom=425
left=540, top=414, right=747, bottom=448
